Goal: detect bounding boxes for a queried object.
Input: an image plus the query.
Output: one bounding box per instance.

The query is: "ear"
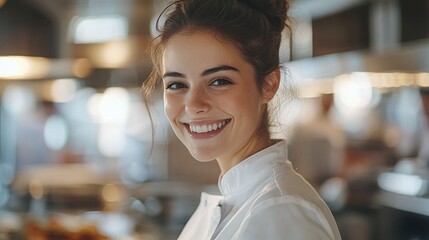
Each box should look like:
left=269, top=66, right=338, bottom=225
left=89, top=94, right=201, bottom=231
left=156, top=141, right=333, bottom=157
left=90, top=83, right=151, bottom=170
left=262, top=68, right=280, bottom=103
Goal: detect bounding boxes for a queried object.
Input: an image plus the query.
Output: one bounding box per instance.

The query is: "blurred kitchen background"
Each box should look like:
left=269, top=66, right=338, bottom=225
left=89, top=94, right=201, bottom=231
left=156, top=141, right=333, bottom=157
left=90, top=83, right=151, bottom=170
left=0, top=0, right=428, bottom=239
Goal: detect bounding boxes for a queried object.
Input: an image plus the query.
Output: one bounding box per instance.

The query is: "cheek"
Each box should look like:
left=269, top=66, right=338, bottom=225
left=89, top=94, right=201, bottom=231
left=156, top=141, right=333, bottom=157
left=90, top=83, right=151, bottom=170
left=238, top=89, right=263, bottom=126
left=224, top=92, right=262, bottom=120
left=164, top=94, right=180, bottom=123
left=238, top=85, right=262, bottom=108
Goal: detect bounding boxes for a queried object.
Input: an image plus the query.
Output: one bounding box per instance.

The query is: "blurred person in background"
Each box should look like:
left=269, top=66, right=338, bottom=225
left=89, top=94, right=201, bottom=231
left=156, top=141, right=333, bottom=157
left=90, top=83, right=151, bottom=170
left=143, top=0, right=341, bottom=239
left=288, top=93, right=346, bottom=190
left=417, top=87, right=429, bottom=167
left=396, top=87, right=429, bottom=171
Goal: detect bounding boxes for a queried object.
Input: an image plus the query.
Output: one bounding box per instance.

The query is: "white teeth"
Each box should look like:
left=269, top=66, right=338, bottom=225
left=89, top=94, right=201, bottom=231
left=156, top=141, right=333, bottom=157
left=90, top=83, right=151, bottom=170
left=189, top=120, right=227, bottom=133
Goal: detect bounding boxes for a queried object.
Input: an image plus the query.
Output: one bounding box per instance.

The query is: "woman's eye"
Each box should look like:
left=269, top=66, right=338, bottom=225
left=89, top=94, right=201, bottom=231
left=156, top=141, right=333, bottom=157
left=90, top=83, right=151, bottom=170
left=210, top=78, right=232, bottom=87
left=166, top=82, right=186, bottom=90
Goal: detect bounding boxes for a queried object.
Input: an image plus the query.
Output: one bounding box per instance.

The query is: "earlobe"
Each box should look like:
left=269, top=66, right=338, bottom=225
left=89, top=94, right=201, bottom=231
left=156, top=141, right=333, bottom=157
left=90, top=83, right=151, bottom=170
left=262, top=68, right=280, bottom=103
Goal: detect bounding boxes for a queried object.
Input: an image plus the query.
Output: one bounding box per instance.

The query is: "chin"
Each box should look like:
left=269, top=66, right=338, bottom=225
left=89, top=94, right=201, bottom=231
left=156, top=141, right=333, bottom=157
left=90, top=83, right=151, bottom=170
left=188, top=150, right=216, bottom=162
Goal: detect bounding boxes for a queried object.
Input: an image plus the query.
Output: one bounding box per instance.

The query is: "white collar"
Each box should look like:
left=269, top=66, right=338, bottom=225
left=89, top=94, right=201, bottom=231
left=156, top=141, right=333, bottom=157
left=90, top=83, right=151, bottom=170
left=218, top=140, right=289, bottom=196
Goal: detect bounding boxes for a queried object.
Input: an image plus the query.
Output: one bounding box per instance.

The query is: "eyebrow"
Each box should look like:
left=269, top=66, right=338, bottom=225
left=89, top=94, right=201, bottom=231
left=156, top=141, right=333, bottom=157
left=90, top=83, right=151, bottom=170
left=163, top=65, right=239, bottom=79
left=202, top=65, right=239, bottom=76
left=163, top=71, right=185, bottom=78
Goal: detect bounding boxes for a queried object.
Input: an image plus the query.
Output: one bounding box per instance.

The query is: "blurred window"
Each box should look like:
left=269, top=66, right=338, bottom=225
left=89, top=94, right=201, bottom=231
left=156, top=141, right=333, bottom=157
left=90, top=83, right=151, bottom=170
left=71, top=15, right=128, bottom=44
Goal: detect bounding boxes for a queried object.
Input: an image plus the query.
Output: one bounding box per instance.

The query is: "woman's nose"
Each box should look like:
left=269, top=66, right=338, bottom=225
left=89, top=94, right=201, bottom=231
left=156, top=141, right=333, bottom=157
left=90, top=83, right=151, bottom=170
left=185, top=88, right=210, bottom=114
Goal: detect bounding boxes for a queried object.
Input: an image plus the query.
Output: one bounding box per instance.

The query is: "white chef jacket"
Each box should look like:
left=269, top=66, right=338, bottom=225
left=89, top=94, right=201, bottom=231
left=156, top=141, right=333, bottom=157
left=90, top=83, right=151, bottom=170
left=178, top=140, right=341, bottom=240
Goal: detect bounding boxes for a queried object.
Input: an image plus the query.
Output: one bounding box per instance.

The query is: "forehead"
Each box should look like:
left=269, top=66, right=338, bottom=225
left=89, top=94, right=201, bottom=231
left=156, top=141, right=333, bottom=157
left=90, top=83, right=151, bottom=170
left=162, top=31, right=250, bottom=72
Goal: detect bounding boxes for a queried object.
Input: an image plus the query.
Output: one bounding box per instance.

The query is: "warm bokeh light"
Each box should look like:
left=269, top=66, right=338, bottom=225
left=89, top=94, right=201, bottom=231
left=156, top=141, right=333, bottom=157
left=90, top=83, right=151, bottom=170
left=72, top=58, right=92, bottom=78
left=97, top=42, right=131, bottom=68
left=0, top=56, right=92, bottom=80
left=0, top=56, right=50, bottom=79
left=298, top=79, right=321, bottom=98
left=50, top=78, right=78, bottom=102
left=101, top=183, right=125, bottom=203
left=334, top=72, right=373, bottom=112
left=298, top=78, right=334, bottom=98
left=304, top=72, right=429, bottom=94
left=416, top=72, right=429, bottom=87
left=0, top=0, right=6, bottom=9
left=29, top=180, right=44, bottom=200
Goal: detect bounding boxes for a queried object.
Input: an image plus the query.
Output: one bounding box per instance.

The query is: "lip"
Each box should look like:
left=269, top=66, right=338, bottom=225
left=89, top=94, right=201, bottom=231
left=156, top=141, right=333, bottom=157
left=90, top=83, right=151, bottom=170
left=183, top=119, right=231, bottom=139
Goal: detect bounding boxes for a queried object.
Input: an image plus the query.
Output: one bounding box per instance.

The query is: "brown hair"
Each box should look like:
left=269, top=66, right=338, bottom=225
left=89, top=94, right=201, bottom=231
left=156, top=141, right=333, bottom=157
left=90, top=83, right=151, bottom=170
left=143, top=0, right=290, bottom=137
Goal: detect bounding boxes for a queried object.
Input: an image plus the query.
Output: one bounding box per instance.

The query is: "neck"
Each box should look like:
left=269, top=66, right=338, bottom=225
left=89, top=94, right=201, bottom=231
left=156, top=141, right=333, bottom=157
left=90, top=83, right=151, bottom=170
left=216, top=135, right=273, bottom=175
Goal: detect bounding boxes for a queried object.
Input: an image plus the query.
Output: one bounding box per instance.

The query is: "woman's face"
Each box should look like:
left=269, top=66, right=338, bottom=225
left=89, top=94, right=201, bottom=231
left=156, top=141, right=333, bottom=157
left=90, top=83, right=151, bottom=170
left=162, top=31, right=271, bottom=170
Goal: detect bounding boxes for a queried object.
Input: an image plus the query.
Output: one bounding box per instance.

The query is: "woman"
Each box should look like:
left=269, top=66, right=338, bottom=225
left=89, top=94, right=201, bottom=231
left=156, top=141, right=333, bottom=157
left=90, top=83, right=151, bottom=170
left=143, top=0, right=342, bottom=239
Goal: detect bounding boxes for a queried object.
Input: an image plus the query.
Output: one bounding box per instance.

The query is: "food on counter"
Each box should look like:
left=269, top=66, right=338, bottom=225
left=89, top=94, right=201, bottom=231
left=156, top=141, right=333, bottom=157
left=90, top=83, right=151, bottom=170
left=25, top=219, right=109, bottom=240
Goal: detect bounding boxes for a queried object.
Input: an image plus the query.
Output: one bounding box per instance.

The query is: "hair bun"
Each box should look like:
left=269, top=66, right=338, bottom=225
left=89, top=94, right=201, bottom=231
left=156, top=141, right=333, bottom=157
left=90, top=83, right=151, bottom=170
left=239, top=0, right=288, bottom=32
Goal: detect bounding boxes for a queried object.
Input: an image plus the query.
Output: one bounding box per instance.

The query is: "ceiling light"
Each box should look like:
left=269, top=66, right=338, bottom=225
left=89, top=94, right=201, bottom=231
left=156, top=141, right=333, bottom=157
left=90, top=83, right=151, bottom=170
left=72, top=15, right=128, bottom=44
left=0, top=56, right=92, bottom=80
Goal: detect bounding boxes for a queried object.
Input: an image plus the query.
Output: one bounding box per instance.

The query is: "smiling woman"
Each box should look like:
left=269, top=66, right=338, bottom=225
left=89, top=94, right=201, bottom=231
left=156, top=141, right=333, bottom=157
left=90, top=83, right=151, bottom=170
left=162, top=32, right=272, bottom=170
left=142, top=0, right=341, bottom=239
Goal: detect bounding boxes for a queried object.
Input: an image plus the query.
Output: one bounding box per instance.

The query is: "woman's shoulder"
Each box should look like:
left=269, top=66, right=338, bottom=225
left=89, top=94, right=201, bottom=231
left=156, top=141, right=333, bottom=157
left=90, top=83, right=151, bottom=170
left=249, top=167, right=336, bottom=222
left=238, top=171, right=342, bottom=239
left=259, top=161, right=323, bottom=201
left=235, top=195, right=340, bottom=240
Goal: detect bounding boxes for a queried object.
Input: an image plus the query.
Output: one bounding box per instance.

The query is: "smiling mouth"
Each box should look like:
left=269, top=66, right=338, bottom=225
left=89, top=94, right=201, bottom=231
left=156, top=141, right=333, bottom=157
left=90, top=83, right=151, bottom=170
left=184, top=119, right=231, bottom=135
